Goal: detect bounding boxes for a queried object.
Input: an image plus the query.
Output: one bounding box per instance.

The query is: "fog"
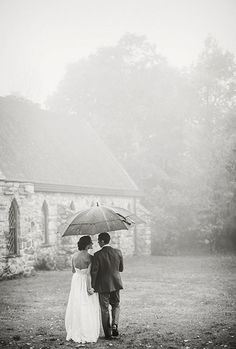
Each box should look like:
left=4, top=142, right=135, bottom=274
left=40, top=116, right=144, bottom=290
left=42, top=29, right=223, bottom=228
left=0, top=0, right=236, bottom=254
left=1, top=3, right=236, bottom=348
left=0, top=0, right=235, bottom=103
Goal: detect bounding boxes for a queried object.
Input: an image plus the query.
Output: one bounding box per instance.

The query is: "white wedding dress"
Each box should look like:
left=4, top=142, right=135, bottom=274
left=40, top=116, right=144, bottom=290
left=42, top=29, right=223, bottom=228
left=65, top=266, right=101, bottom=343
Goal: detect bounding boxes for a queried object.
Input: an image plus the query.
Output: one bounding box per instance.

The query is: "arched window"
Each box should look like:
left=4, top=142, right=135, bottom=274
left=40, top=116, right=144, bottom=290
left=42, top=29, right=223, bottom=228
left=70, top=201, right=75, bottom=211
left=8, top=198, right=20, bottom=255
left=42, top=200, right=49, bottom=244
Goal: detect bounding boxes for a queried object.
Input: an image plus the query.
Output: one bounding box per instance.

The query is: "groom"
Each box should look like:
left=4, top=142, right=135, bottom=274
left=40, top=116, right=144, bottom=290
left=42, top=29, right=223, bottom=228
left=91, top=232, right=124, bottom=339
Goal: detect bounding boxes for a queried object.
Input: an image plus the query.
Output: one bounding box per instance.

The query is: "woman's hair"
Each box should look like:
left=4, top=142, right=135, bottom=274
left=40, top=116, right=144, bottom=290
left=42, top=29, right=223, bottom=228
left=77, top=235, right=92, bottom=251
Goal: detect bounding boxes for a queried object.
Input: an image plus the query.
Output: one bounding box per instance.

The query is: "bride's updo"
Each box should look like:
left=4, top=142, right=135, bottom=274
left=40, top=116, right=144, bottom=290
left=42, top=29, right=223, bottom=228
left=77, top=235, right=92, bottom=250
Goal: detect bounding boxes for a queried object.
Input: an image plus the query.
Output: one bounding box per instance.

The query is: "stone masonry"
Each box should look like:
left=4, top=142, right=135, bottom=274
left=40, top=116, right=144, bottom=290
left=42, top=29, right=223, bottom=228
left=0, top=180, right=150, bottom=279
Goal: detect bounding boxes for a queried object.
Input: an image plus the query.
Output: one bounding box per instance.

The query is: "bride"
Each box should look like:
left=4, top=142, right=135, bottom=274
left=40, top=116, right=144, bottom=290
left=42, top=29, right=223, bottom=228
left=65, top=235, right=101, bottom=343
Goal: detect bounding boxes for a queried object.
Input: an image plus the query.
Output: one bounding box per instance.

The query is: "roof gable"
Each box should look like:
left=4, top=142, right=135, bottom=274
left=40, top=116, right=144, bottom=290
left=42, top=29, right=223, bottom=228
left=0, top=97, right=139, bottom=195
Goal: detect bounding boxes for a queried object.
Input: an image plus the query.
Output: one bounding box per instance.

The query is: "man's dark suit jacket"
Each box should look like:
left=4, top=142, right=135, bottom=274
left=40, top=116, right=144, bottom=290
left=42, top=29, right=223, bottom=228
left=91, top=246, right=123, bottom=293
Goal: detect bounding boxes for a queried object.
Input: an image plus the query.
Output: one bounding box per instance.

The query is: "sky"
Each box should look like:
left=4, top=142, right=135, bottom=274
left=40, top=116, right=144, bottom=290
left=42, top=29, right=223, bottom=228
left=0, top=0, right=236, bottom=104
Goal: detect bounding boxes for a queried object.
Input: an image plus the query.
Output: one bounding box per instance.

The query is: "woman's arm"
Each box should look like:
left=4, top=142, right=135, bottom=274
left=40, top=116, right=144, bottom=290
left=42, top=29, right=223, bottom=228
left=87, top=263, right=94, bottom=295
left=71, top=256, right=76, bottom=273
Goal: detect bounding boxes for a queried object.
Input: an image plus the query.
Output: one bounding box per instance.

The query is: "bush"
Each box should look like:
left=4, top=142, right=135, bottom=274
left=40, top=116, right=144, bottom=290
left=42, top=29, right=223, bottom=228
left=34, top=255, right=56, bottom=271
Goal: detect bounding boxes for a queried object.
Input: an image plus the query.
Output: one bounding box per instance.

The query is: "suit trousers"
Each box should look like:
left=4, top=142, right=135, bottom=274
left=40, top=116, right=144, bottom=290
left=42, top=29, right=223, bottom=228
left=99, top=290, right=120, bottom=337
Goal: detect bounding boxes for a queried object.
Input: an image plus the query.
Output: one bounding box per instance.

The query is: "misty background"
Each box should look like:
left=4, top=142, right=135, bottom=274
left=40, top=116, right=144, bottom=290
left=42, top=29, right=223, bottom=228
left=1, top=0, right=236, bottom=255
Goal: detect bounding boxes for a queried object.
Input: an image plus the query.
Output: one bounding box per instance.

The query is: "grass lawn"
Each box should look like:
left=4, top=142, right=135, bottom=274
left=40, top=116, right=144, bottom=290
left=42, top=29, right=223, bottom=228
left=0, top=255, right=235, bottom=349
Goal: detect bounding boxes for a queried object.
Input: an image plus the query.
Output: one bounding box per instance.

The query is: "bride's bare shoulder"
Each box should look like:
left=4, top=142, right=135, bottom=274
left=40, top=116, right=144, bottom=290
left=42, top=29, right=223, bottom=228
left=73, top=251, right=91, bottom=268
left=72, top=251, right=80, bottom=259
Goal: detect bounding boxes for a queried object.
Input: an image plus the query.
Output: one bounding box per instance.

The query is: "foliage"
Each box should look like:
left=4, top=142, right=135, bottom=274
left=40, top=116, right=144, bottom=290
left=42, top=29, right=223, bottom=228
left=48, top=34, right=236, bottom=254
left=34, top=255, right=56, bottom=271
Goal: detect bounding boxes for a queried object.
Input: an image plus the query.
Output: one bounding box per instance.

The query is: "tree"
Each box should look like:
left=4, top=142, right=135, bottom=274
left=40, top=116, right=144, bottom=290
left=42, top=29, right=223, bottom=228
left=183, top=36, right=236, bottom=251
left=48, top=34, right=236, bottom=254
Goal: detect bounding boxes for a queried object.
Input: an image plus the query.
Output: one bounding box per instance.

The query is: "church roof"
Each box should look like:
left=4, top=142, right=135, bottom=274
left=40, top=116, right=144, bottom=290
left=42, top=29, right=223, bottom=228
left=0, top=97, right=140, bottom=197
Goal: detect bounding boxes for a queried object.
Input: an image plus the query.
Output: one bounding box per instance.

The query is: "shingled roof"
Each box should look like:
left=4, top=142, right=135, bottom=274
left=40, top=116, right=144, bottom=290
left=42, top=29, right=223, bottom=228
left=0, top=96, right=140, bottom=197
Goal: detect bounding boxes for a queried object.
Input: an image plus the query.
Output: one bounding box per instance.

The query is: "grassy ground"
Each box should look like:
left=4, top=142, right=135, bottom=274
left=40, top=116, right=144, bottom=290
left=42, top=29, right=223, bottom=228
left=0, top=255, right=235, bottom=349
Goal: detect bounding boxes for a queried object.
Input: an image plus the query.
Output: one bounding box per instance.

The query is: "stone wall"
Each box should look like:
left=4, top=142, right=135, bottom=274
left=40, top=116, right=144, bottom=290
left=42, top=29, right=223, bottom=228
left=136, top=204, right=151, bottom=255
left=0, top=180, right=150, bottom=279
left=0, top=181, right=36, bottom=278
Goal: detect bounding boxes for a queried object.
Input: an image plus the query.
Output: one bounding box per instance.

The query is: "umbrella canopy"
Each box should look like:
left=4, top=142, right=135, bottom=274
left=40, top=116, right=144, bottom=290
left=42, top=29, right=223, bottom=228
left=112, top=207, right=145, bottom=225
left=60, top=204, right=144, bottom=237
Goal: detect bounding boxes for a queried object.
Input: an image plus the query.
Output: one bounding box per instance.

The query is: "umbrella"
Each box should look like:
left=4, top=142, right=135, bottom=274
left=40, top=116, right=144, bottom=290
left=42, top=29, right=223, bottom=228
left=112, top=207, right=145, bottom=225
left=59, top=204, right=144, bottom=237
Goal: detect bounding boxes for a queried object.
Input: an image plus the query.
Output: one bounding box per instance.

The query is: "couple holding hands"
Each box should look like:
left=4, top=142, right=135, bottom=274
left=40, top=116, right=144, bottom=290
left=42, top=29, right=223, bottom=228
left=65, top=232, right=124, bottom=343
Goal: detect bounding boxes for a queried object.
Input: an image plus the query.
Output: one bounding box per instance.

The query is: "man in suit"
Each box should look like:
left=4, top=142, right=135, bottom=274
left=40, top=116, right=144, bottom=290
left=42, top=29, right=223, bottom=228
left=91, top=232, right=124, bottom=340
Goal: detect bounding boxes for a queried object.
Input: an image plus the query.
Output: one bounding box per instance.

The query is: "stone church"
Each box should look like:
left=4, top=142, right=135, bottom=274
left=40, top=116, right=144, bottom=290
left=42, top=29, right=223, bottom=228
left=0, top=97, right=150, bottom=279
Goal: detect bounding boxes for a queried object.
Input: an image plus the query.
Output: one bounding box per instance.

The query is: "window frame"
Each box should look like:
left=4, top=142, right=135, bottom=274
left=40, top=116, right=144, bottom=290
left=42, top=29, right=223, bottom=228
left=41, top=200, right=49, bottom=245
left=8, top=198, right=20, bottom=256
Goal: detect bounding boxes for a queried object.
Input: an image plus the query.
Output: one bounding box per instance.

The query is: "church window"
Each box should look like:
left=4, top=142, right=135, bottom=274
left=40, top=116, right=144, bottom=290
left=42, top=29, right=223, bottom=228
left=70, top=201, right=75, bottom=211
left=42, top=200, right=49, bottom=244
left=8, top=199, right=19, bottom=255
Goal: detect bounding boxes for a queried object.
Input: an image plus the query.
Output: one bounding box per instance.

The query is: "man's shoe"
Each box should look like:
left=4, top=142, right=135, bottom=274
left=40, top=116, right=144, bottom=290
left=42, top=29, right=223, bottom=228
left=112, top=324, right=119, bottom=337
left=104, top=336, right=113, bottom=340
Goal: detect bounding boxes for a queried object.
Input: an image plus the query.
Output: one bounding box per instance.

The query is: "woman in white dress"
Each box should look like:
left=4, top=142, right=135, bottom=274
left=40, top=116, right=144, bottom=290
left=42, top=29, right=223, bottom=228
left=65, top=235, right=101, bottom=343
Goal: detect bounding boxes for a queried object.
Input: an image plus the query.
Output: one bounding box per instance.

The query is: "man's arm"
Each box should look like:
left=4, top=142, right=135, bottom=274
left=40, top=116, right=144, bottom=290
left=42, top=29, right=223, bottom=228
left=118, top=250, right=124, bottom=272
left=90, top=253, right=99, bottom=289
